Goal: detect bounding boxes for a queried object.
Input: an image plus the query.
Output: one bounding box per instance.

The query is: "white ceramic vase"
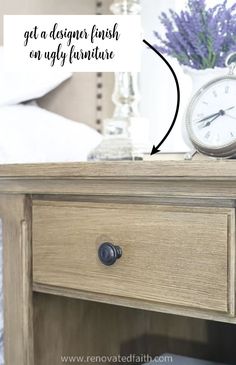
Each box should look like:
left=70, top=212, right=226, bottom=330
left=182, top=66, right=227, bottom=95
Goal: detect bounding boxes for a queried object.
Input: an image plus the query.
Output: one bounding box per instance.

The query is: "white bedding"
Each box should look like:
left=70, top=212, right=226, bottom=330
left=0, top=103, right=102, bottom=164
left=0, top=46, right=72, bottom=106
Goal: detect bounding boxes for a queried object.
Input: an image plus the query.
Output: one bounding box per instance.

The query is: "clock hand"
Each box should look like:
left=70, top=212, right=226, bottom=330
left=197, top=112, right=220, bottom=123
left=197, top=106, right=235, bottom=124
left=202, top=113, right=221, bottom=128
left=208, top=107, right=236, bottom=123
left=225, top=113, right=236, bottom=120
left=226, top=106, right=235, bottom=111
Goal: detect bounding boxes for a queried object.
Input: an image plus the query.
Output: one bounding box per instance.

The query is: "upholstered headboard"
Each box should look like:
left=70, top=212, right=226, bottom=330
left=0, top=0, right=114, bottom=132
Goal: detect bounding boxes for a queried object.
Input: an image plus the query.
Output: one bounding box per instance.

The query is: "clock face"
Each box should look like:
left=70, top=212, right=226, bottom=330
left=186, top=76, right=236, bottom=155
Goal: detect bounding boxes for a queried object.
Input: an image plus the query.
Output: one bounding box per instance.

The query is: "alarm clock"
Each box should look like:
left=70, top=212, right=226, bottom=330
left=185, top=53, right=236, bottom=158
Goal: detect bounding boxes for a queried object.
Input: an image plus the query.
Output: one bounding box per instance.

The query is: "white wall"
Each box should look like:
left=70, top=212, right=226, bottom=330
left=175, top=0, right=236, bottom=10
left=141, top=0, right=191, bottom=152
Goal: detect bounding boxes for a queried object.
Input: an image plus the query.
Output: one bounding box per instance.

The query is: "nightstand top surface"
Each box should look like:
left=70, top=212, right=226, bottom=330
left=0, top=160, right=235, bottom=178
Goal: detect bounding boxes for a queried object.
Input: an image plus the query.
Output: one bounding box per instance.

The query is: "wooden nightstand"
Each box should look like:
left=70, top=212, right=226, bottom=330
left=1, top=160, right=236, bottom=365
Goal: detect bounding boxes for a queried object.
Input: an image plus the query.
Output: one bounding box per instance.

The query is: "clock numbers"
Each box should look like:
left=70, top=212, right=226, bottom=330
left=188, top=78, right=236, bottom=155
left=197, top=113, right=204, bottom=118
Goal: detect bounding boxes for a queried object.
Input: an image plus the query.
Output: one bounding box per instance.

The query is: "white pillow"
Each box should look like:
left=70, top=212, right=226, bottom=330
left=0, top=104, right=102, bottom=163
left=0, top=47, right=72, bottom=106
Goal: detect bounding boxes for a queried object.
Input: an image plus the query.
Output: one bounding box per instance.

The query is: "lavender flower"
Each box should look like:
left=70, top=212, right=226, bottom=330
left=154, top=0, right=236, bottom=69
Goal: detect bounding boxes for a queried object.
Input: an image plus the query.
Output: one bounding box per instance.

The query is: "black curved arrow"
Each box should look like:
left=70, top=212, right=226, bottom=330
left=143, top=39, right=181, bottom=155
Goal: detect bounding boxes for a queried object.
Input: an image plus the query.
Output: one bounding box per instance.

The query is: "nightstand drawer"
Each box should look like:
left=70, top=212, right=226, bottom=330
left=32, top=201, right=235, bottom=315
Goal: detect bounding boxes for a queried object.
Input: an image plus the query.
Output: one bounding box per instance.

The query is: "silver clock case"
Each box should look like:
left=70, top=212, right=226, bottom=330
left=185, top=75, right=236, bottom=159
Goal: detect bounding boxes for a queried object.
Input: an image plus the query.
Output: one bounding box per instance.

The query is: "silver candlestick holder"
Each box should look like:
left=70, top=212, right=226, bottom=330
left=88, top=0, right=149, bottom=161
left=110, top=0, right=141, bottom=14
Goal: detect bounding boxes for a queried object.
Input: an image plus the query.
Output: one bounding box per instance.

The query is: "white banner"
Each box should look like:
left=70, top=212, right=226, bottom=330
left=4, top=15, right=141, bottom=72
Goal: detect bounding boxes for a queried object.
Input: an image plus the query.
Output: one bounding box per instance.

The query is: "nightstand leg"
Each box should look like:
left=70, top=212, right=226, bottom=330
left=0, top=195, right=34, bottom=365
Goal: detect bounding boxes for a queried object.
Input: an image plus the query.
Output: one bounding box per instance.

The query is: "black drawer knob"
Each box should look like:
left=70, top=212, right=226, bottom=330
left=98, top=242, right=122, bottom=266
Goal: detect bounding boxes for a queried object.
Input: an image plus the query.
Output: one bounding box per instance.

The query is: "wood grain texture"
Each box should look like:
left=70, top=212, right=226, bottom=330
left=228, top=209, right=236, bottom=316
left=33, top=201, right=234, bottom=314
left=33, top=293, right=149, bottom=365
left=1, top=161, right=236, bottom=364
left=33, top=293, right=236, bottom=365
left=2, top=161, right=236, bottom=200
left=3, top=179, right=236, bottom=199
left=1, top=160, right=236, bottom=178
left=33, top=283, right=236, bottom=325
left=0, top=195, right=34, bottom=365
left=3, top=179, right=236, bottom=200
